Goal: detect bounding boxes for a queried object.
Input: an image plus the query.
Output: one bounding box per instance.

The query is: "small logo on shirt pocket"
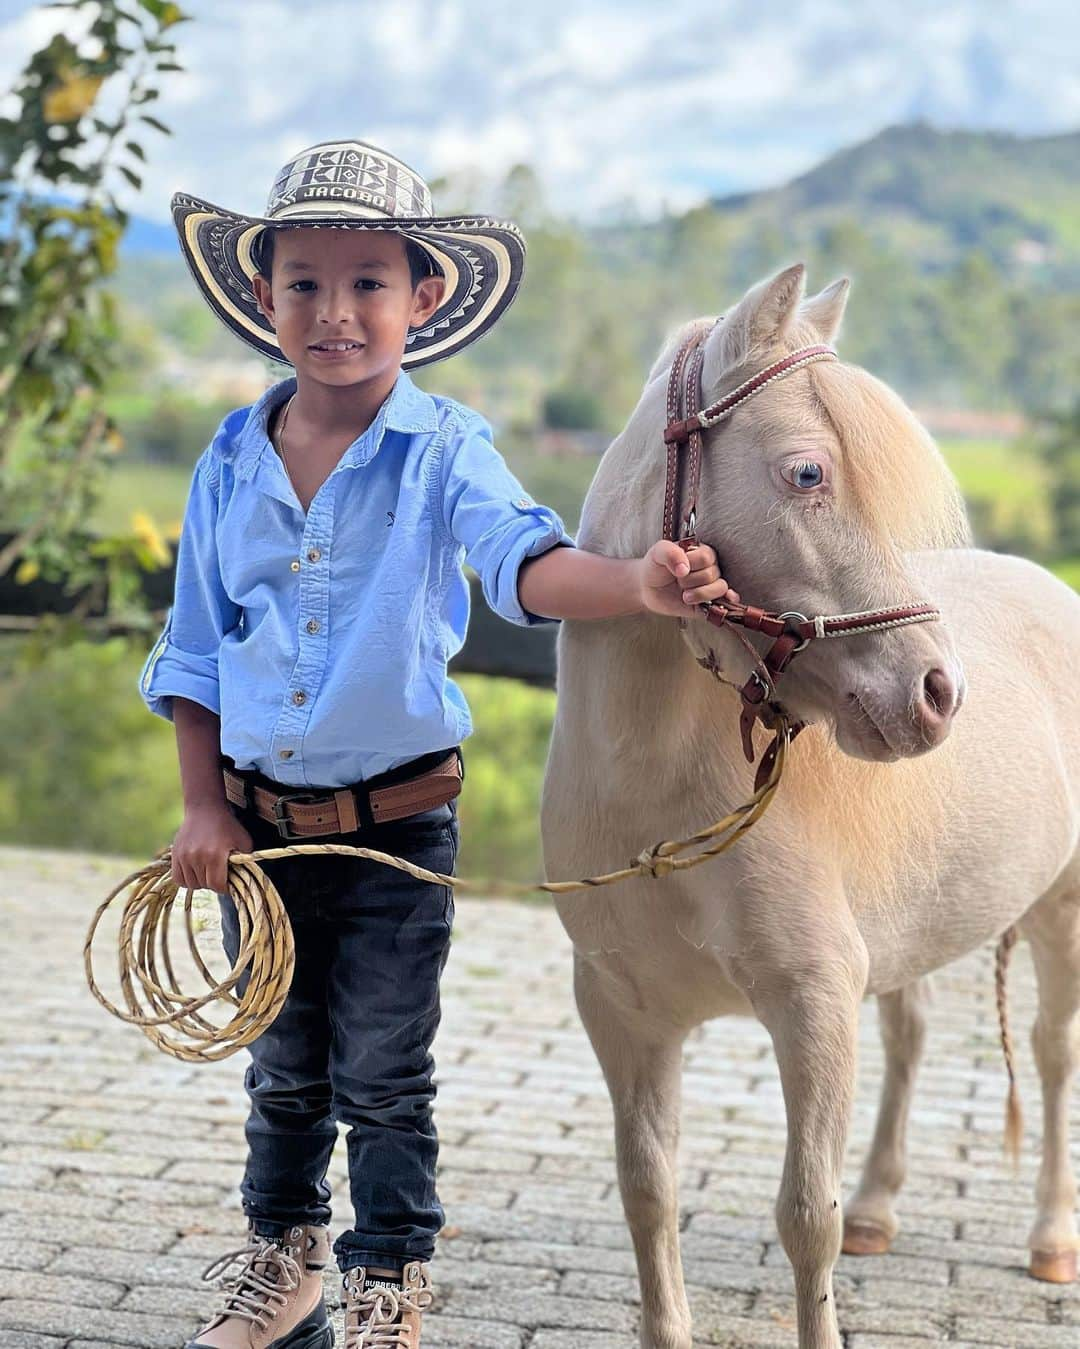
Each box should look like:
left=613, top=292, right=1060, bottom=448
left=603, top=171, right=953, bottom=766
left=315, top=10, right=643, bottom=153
left=386, top=510, right=395, bottom=527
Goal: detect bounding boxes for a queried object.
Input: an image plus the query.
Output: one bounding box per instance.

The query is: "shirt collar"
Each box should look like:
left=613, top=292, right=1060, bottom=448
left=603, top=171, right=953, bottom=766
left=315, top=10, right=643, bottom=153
left=231, top=368, right=439, bottom=480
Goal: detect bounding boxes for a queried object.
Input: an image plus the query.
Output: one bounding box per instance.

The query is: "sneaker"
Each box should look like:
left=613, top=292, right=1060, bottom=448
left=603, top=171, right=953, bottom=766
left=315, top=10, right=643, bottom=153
left=185, top=1220, right=334, bottom=1348
left=340, top=1261, right=433, bottom=1348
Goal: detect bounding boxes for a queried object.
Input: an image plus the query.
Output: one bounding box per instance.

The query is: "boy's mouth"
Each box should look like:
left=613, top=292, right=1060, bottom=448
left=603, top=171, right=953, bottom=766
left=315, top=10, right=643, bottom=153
left=308, top=340, right=365, bottom=359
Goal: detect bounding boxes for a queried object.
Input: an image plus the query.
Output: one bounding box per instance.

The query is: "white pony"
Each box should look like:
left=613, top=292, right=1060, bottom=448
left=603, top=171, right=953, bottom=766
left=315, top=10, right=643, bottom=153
left=540, top=264, right=1080, bottom=1349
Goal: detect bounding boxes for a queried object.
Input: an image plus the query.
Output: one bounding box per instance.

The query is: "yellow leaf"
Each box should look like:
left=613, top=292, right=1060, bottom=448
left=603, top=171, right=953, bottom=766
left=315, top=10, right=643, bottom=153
left=43, top=71, right=105, bottom=124
left=15, top=559, right=40, bottom=584
left=130, top=510, right=172, bottom=566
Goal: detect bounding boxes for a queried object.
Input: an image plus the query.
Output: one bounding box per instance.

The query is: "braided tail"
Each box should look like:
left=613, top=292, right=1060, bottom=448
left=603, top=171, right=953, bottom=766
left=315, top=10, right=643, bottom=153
left=995, top=925, right=1023, bottom=1169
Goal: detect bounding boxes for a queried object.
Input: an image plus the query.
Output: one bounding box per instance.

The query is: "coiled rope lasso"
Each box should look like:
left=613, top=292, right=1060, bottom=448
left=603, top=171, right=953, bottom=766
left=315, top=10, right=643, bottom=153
left=84, top=716, right=792, bottom=1063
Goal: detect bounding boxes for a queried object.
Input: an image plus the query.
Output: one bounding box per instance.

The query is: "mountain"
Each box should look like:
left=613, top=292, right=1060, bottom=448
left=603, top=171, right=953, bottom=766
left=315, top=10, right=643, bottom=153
left=711, top=122, right=1080, bottom=276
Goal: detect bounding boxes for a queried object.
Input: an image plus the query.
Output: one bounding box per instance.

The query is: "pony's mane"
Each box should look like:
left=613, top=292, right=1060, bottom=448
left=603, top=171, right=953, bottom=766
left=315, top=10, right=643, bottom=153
left=645, top=316, right=715, bottom=386
left=807, top=358, right=972, bottom=552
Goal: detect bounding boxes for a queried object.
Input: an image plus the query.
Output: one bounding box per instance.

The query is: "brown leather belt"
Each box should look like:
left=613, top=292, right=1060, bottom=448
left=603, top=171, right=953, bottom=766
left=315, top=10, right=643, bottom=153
left=222, top=749, right=463, bottom=840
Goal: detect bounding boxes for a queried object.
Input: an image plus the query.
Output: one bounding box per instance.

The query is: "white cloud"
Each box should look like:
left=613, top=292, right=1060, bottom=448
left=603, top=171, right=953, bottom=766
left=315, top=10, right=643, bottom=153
left=1, top=0, right=1076, bottom=222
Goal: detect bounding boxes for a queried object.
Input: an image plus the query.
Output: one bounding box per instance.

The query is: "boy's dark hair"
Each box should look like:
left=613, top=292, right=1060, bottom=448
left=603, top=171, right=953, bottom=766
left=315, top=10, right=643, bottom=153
left=254, top=228, right=436, bottom=289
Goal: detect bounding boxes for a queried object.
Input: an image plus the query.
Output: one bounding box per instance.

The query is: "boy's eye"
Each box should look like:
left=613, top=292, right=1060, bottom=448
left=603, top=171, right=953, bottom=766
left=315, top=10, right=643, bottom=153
left=287, top=278, right=385, bottom=292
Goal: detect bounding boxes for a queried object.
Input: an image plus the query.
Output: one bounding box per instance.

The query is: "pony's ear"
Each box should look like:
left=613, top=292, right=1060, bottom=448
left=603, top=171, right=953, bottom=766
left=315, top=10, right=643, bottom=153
left=801, top=277, right=850, bottom=344
left=715, top=263, right=807, bottom=369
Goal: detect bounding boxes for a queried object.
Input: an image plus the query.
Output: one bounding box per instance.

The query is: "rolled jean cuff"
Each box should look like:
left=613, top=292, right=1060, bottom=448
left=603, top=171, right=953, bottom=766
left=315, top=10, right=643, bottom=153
left=334, top=1246, right=432, bottom=1274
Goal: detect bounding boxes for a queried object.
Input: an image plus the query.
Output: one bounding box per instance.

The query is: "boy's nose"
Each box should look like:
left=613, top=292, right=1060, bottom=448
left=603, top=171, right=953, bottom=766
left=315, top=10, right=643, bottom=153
left=316, top=288, right=359, bottom=324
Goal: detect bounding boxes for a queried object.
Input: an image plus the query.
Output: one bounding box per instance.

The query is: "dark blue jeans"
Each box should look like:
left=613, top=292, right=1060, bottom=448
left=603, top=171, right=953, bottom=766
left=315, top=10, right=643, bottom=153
left=216, top=755, right=458, bottom=1274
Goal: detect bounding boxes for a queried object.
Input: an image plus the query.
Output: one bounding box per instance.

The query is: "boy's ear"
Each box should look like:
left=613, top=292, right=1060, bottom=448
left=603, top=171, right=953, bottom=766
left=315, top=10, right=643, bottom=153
left=252, top=273, right=276, bottom=326
left=409, top=274, right=446, bottom=330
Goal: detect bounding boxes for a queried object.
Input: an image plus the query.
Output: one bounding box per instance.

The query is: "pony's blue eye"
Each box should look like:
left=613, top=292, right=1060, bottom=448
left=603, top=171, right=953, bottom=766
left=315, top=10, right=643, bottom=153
left=790, top=460, right=823, bottom=489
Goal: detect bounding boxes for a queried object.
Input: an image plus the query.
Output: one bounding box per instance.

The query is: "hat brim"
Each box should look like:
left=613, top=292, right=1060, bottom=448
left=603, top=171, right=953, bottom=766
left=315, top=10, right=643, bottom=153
left=171, top=193, right=526, bottom=369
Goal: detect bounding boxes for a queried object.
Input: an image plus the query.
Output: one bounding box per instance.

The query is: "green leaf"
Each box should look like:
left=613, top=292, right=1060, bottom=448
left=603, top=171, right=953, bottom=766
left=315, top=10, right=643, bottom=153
left=124, top=139, right=146, bottom=161
left=117, top=164, right=142, bottom=190
left=155, top=61, right=183, bottom=71
left=138, top=113, right=170, bottom=134
left=133, top=88, right=160, bottom=103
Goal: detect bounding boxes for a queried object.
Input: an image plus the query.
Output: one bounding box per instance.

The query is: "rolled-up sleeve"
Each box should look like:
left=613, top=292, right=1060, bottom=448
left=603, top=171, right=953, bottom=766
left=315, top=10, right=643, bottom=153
left=138, top=451, right=241, bottom=721
left=438, top=413, right=577, bottom=626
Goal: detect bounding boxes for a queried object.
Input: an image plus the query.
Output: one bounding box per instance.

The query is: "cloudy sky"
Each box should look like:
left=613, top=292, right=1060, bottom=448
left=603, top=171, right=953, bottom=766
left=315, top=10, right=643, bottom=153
left=2, top=0, right=1078, bottom=223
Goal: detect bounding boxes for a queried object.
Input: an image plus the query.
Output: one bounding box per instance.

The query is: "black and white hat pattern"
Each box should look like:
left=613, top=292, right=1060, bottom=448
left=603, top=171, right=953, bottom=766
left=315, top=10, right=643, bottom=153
left=171, top=140, right=526, bottom=369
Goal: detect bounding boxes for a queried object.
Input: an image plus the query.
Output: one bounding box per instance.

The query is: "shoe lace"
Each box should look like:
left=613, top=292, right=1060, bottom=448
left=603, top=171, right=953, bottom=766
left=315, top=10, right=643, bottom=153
left=200, top=1237, right=301, bottom=1331
left=345, top=1271, right=434, bottom=1347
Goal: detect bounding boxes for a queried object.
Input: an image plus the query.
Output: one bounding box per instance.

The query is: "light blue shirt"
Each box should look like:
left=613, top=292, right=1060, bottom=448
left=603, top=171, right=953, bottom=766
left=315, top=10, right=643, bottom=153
left=137, top=370, right=576, bottom=787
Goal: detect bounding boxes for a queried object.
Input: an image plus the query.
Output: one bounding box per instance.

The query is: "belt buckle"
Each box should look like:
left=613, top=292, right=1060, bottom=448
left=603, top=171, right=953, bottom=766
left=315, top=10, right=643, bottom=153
left=272, top=790, right=321, bottom=841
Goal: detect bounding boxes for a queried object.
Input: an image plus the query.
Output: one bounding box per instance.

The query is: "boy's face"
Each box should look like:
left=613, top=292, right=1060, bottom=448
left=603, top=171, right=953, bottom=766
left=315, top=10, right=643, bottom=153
left=251, top=227, right=444, bottom=391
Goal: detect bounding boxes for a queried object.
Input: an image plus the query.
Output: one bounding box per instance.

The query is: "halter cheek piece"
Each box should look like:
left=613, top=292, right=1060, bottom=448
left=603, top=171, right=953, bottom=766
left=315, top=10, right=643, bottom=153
left=663, top=323, right=942, bottom=790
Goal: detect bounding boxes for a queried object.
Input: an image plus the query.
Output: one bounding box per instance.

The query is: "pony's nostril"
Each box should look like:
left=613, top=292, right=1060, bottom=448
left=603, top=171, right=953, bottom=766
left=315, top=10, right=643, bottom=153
left=922, top=667, right=956, bottom=721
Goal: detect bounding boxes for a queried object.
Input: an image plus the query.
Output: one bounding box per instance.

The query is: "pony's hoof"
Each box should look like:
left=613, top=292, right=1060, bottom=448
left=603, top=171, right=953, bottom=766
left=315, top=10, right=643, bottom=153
left=1030, top=1248, right=1078, bottom=1284
left=842, top=1219, right=892, bottom=1256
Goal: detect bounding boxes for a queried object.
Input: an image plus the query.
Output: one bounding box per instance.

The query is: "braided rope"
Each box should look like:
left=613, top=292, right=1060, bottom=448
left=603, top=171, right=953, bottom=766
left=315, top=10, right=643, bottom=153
left=816, top=610, right=941, bottom=638
left=86, top=719, right=792, bottom=1062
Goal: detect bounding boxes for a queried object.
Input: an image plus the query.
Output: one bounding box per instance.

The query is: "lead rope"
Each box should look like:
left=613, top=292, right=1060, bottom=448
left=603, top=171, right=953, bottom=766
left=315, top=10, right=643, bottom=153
left=85, top=716, right=793, bottom=1062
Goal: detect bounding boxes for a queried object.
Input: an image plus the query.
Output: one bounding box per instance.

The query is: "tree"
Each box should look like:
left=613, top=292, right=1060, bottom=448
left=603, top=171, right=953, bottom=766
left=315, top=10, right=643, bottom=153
left=0, top=0, right=188, bottom=656
left=1033, top=401, right=1080, bottom=562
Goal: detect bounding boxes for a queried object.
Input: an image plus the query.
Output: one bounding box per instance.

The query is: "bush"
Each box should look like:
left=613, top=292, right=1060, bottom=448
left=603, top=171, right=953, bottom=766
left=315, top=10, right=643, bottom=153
left=0, top=639, right=558, bottom=891
left=541, top=385, right=606, bottom=431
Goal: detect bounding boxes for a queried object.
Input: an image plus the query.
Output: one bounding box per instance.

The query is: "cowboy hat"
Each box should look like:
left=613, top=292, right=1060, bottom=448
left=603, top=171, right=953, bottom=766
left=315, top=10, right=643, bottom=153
left=171, top=138, right=526, bottom=369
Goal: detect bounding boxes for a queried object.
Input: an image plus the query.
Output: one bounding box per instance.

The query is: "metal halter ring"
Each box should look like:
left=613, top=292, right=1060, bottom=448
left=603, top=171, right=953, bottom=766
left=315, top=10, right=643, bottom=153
left=747, top=669, right=774, bottom=701
left=776, top=612, right=811, bottom=653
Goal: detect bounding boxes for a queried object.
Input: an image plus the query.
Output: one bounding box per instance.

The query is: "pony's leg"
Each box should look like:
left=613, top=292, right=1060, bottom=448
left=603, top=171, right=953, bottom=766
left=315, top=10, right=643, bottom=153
left=1023, top=882, right=1080, bottom=1284
left=751, top=938, right=868, bottom=1349
left=842, top=979, right=930, bottom=1255
left=574, top=954, right=692, bottom=1349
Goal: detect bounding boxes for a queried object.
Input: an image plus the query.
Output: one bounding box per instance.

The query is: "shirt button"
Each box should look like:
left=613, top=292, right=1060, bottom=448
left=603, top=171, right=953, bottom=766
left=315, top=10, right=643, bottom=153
left=305, top=618, right=320, bottom=634
left=515, top=497, right=532, bottom=509
left=292, top=690, right=306, bottom=705
left=290, top=560, right=301, bottom=572
left=307, top=548, right=322, bottom=563
left=279, top=749, right=294, bottom=760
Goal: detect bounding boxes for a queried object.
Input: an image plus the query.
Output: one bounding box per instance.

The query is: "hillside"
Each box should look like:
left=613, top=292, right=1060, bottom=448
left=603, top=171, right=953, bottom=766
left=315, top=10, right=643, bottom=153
left=717, top=123, right=1080, bottom=277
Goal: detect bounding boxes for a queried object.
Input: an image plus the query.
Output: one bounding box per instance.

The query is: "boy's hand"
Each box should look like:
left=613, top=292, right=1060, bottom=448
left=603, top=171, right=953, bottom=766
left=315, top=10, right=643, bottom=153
left=638, top=540, right=741, bottom=620
left=170, top=803, right=254, bottom=894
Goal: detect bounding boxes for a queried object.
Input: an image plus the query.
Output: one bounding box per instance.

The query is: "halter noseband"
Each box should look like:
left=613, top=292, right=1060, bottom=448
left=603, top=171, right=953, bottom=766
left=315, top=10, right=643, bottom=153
left=662, top=323, right=941, bottom=788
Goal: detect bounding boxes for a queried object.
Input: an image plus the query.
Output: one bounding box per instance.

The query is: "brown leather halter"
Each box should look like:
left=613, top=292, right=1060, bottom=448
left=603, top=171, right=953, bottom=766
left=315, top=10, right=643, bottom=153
left=663, top=323, right=942, bottom=789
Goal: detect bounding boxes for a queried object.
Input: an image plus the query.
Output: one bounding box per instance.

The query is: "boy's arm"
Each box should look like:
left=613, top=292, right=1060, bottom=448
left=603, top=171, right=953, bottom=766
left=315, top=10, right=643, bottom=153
left=437, top=413, right=734, bottom=624
left=173, top=699, right=230, bottom=811
left=438, top=413, right=578, bottom=627
left=138, top=450, right=241, bottom=724
left=518, top=538, right=733, bottom=621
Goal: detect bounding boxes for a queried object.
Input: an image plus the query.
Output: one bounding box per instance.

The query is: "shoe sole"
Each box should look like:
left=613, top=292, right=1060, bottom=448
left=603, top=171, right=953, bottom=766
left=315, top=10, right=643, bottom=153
left=186, top=1302, right=334, bottom=1349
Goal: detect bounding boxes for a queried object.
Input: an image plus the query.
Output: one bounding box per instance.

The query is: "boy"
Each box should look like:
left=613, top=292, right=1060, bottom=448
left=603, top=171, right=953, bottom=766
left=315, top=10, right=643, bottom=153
left=140, top=140, right=733, bottom=1349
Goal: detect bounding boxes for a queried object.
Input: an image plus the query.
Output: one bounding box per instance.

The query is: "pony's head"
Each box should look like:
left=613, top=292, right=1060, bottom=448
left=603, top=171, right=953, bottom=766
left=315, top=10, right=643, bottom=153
left=607, top=263, right=969, bottom=762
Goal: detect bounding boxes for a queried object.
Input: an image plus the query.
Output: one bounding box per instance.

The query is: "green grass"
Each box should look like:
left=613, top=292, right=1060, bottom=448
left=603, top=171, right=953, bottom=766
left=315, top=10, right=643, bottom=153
left=1050, top=558, right=1080, bottom=590
left=91, top=460, right=191, bottom=536
left=938, top=437, right=1055, bottom=553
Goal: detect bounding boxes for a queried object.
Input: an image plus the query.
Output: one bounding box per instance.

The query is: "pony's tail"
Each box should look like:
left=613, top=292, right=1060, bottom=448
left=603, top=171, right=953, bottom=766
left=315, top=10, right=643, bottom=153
left=995, top=925, right=1023, bottom=1170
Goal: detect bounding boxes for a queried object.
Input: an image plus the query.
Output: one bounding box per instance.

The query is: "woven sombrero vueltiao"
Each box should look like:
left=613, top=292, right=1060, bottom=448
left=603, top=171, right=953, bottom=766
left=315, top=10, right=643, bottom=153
left=171, top=139, right=526, bottom=369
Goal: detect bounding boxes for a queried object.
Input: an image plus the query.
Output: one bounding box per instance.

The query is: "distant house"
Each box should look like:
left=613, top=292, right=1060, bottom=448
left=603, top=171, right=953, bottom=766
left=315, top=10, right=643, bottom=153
left=159, top=353, right=270, bottom=405
left=536, top=429, right=612, bottom=457
left=913, top=407, right=1028, bottom=439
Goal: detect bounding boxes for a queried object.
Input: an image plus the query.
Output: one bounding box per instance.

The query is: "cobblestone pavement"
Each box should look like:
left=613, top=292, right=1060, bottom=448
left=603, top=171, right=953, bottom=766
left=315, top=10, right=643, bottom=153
left=1, top=843, right=1078, bottom=1348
